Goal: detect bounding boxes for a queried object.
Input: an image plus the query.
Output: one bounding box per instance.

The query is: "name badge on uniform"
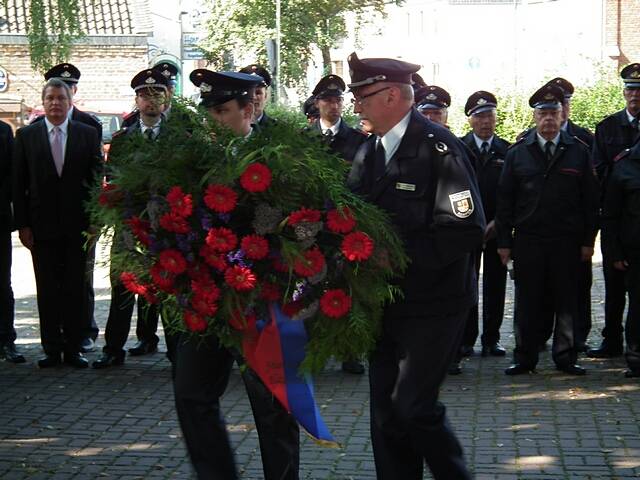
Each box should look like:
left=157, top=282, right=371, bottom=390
left=449, top=190, right=474, bottom=218
left=395, top=182, right=416, bottom=191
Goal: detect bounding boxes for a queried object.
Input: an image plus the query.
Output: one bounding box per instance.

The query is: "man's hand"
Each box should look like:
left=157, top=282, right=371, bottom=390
left=580, top=246, right=594, bottom=262
left=484, top=219, right=496, bottom=242
left=613, top=260, right=629, bottom=271
left=497, top=248, right=511, bottom=266
left=19, top=227, right=34, bottom=250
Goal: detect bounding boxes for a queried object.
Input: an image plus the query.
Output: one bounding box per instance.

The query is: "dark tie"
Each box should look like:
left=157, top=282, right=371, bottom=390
left=374, top=140, right=386, bottom=179
left=632, top=116, right=639, bottom=131
left=324, top=129, right=333, bottom=138
left=480, top=141, right=489, bottom=162
left=544, top=141, right=554, bottom=163
left=144, top=128, right=154, bottom=140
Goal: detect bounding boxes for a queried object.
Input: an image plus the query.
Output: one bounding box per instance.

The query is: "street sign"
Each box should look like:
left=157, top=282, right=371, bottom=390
left=182, top=33, right=205, bottom=60
left=0, top=67, right=8, bottom=92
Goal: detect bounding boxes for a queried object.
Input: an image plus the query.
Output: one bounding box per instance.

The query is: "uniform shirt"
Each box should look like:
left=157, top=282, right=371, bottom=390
left=473, top=133, right=494, bottom=152
left=378, top=110, right=411, bottom=164
left=536, top=132, right=560, bottom=157
left=320, top=118, right=341, bottom=136
left=44, top=116, right=69, bottom=161
left=139, top=118, right=161, bottom=140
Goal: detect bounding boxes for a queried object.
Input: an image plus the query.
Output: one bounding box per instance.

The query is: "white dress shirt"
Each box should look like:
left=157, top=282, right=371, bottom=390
left=44, top=116, right=69, bottom=162
left=377, top=110, right=412, bottom=164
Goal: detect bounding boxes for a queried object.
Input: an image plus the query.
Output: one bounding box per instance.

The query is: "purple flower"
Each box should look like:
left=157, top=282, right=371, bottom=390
left=177, top=295, right=189, bottom=307
left=217, top=212, right=231, bottom=223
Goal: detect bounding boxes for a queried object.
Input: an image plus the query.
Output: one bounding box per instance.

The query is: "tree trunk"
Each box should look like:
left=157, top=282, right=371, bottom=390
left=321, top=46, right=332, bottom=75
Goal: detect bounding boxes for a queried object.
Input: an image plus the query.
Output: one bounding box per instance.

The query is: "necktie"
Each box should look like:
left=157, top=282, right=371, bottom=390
left=544, top=141, right=554, bottom=163
left=324, top=129, right=333, bottom=138
left=632, top=116, right=639, bottom=131
left=480, top=141, right=489, bottom=162
left=374, top=140, right=386, bottom=179
left=144, top=128, right=154, bottom=140
left=51, top=126, right=64, bottom=176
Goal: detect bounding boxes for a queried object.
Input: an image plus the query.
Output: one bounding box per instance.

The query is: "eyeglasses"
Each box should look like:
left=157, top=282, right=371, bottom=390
left=350, top=87, right=391, bottom=106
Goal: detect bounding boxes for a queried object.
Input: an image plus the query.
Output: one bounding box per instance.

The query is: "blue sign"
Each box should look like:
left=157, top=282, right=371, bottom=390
left=0, top=68, right=7, bottom=92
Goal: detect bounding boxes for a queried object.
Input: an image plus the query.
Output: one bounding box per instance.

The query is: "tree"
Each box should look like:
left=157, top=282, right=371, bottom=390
left=200, top=0, right=401, bottom=88
left=1, top=0, right=83, bottom=72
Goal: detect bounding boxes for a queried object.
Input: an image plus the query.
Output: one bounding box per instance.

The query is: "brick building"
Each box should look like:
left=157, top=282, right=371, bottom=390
left=604, top=0, right=640, bottom=69
left=0, top=0, right=153, bottom=130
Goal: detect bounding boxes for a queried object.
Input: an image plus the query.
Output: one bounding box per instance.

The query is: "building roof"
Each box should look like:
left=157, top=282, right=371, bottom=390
left=0, top=0, right=152, bottom=35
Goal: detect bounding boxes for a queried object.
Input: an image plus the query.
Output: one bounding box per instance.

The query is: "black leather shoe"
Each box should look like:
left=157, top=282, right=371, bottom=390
left=341, top=360, right=365, bottom=375
left=482, top=343, right=506, bottom=357
left=459, top=345, right=474, bottom=357
left=448, top=361, right=462, bottom=375
left=38, top=353, right=62, bottom=368
left=63, top=352, right=89, bottom=368
left=92, top=352, right=125, bottom=369
left=586, top=344, right=623, bottom=358
left=556, top=364, right=586, bottom=376
left=505, top=364, right=535, bottom=375
left=79, top=338, right=96, bottom=353
left=128, top=340, right=158, bottom=356
left=624, top=369, right=640, bottom=378
left=575, top=343, right=589, bottom=353
left=1, top=342, right=26, bottom=363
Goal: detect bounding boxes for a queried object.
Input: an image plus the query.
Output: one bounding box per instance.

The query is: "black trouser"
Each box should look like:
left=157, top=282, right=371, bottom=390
left=513, top=235, right=579, bottom=369
left=369, top=310, right=471, bottom=480
left=462, top=239, right=507, bottom=348
left=173, top=334, right=300, bottom=480
left=31, top=234, right=87, bottom=355
left=625, top=253, right=640, bottom=372
left=539, top=259, right=592, bottom=347
left=600, top=249, right=627, bottom=348
left=83, top=239, right=99, bottom=340
left=0, top=226, right=15, bottom=345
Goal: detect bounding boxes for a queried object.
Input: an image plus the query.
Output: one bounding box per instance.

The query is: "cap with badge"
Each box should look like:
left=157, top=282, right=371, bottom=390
left=153, top=62, right=179, bottom=87
left=190, top=69, right=263, bottom=108
left=621, top=63, right=640, bottom=89
left=347, top=52, right=420, bottom=89
left=529, top=83, right=564, bottom=109
left=464, top=91, right=497, bottom=116
left=416, top=85, right=451, bottom=111
left=545, top=77, right=574, bottom=99
left=412, top=72, right=427, bottom=91
left=130, top=69, right=168, bottom=92
left=303, top=95, right=319, bottom=119
left=238, top=64, right=272, bottom=88
left=312, top=74, right=345, bottom=99
left=44, top=63, right=81, bottom=85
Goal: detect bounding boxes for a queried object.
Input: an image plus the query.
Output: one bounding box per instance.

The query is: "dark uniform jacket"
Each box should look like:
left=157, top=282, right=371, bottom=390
left=256, top=111, right=277, bottom=129
left=601, top=143, right=640, bottom=261
left=0, top=120, right=13, bottom=226
left=33, top=106, right=103, bottom=141
left=496, top=129, right=599, bottom=249
left=309, top=118, right=368, bottom=162
left=348, top=108, right=486, bottom=314
left=459, top=132, right=510, bottom=221
left=565, top=119, right=594, bottom=149
left=593, top=109, right=640, bottom=183
left=12, top=120, right=102, bottom=240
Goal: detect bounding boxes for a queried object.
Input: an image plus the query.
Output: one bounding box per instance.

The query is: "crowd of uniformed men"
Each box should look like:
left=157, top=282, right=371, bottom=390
left=1, top=54, right=640, bottom=479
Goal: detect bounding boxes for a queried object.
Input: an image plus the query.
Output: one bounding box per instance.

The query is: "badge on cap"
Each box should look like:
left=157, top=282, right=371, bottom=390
left=61, top=71, right=71, bottom=78
left=145, top=76, right=155, bottom=84
left=200, top=82, right=212, bottom=93
left=477, top=98, right=487, bottom=105
left=449, top=190, right=474, bottom=218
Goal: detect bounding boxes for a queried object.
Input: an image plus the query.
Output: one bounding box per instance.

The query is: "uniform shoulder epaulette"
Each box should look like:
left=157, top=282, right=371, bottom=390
left=572, top=135, right=589, bottom=149
left=613, top=148, right=631, bottom=163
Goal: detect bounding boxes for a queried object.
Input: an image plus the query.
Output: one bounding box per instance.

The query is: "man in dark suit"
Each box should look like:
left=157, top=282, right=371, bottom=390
left=0, top=119, right=24, bottom=363
left=12, top=78, right=102, bottom=368
left=497, top=84, right=599, bottom=376
left=93, top=69, right=173, bottom=369
left=347, top=52, right=482, bottom=480
left=239, top=64, right=276, bottom=128
left=588, top=63, right=640, bottom=359
left=39, top=63, right=103, bottom=353
left=458, top=91, right=510, bottom=365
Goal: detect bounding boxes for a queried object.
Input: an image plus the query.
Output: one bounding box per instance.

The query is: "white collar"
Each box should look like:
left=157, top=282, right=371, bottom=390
left=44, top=116, right=69, bottom=135
left=320, top=118, right=341, bottom=135
left=536, top=132, right=560, bottom=150
left=626, top=109, right=637, bottom=124
left=66, top=105, right=74, bottom=120
left=378, top=110, right=412, bottom=163
left=473, top=133, right=493, bottom=151
left=140, top=117, right=162, bottom=131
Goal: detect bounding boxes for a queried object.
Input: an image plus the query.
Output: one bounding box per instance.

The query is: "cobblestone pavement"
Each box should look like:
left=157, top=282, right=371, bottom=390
left=1, top=234, right=639, bottom=480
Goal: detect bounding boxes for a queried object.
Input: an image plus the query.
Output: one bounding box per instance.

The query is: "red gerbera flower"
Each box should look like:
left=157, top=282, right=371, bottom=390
left=259, top=281, right=281, bottom=302
left=293, top=247, right=326, bottom=277
left=141, top=284, right=159, bottom=304
left=273, top=257, right=289, bottom=273
left=159, top=212, right=191, bottom=234
left=187, top=261, right=210, bottom=282
left=150, top=263, right=176, bottom=293
left=184, top=310, right=208, bottom=333
left=288, top=207, right=322, bottom=225
left=240, top=163, right=272, bottom=192
left=229, top=309, right=257, bottom=331
left=326, top=206, right=357, bottom=234
left=282, top=299, right=304, bottom=318
left=98, top=183, right=122, bottom=208
left=341, top=231, right=374, bottom=262
left=124, top=216, right=151, bottom=246
left=199, top=245, right=228, bottom=271
left=120, top=272, right=147, bottom=296
left=159, top=249, right=188, bottom=274
left=224, top=265, right=257, bottom=291
left=320, top=289, right=352, bottom=318
left=206, top=227, right=238, bottom=253
left=191, top=278, right=220, bottom=302
left=240, top=234, right=269, bottom=260
left=203, top=184, right=238, bottom=213
left=166, top=186, right=193, bottom=218
left=191, top=293, right=219, bottom=317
